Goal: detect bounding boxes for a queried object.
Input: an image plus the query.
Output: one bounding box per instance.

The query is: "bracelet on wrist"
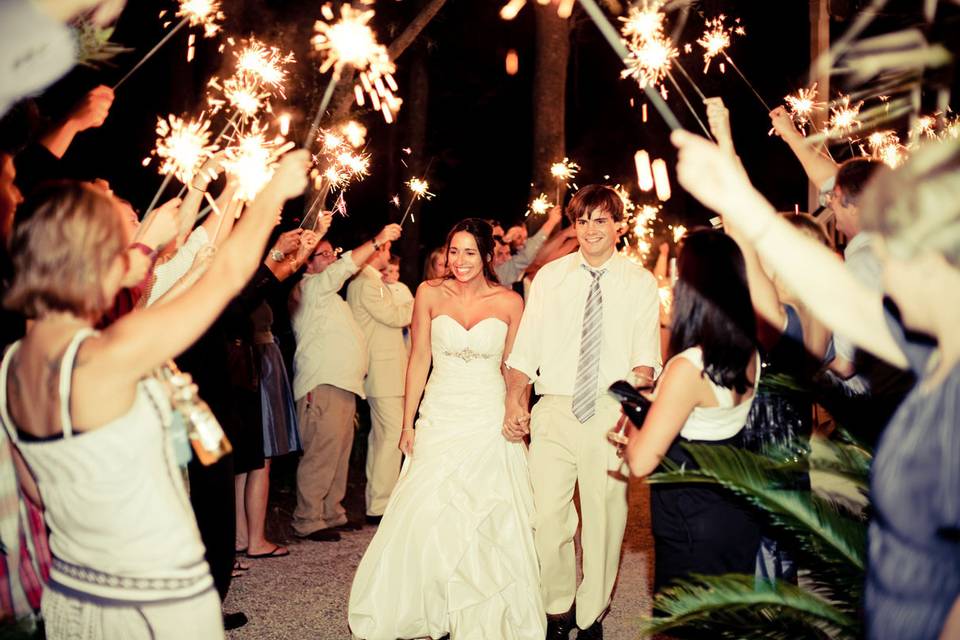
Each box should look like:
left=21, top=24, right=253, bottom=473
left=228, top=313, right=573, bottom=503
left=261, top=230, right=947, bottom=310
left=129, top=242, right=158, bottom=261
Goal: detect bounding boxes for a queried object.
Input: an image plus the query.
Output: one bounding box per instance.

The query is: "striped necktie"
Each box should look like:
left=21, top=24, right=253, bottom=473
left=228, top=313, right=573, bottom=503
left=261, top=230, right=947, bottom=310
left=572, top=266, right=606, bottom=423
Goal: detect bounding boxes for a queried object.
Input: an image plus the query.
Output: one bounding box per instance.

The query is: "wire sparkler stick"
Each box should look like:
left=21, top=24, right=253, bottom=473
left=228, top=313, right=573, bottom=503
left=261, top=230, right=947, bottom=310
left=722, top=52, right=772, bottom=112
left=664, top=70, right=713, bottom=140
left=575, top=0, right=682, bottom=131
left=113, top=18, right=189, bottom=90
left=303, top=70, right=342, bottom=152
left=671, top=60, right=707, bottom=101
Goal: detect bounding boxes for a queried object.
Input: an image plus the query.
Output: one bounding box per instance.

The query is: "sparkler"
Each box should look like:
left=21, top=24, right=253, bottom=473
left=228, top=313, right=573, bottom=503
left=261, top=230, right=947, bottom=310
left=621, top=33, right=678, bottom=89
left=222, top=123, right=294, bottom=202
left=113, top=1, right=224, bottom=90
left=574, top=0, right=682, bottom=131
left=306, top=4, right=399, bottom=149
left=828, top=95, right=863, bottom=135
left=865, top=130, right=907, bottom=168
left=784, top=84, right=824, bottom=131
left=400, top=177, right=434, bottom=226
left=909, top=115, right=937, bottom=142
left=526, top=193, right=554, bottom=217
left=697, top=15, right=771, bottom=113
left=550, top=157, right=579, bottom=202
left=153, top=114, right=219, bottom=185
left=208, top=75, right=268, bottom=120
left=670, top=224, right=687, bottom=243
left=619, top=1, right=666, bottom=42
left=234, top=38, right=295, bottom=97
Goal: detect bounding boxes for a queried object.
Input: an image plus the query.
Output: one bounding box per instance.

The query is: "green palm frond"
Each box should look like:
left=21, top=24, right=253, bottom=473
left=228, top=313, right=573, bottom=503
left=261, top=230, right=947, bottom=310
left=644, top=574, right=858, bottom=640
left=73, top=20, right=131, bottom=69
left=650, top=444, right=866, bottom=570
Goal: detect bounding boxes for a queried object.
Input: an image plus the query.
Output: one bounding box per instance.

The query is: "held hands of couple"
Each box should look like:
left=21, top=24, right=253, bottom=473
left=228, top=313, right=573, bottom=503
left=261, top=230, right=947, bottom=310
left=502, top=402, right=530, bottom=443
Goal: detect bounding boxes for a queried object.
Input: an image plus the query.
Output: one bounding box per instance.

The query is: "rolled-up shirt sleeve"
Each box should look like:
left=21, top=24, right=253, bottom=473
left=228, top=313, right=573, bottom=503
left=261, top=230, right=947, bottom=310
left=505, top=270, right=544, bottom=383
left=630, top=274, right=662, bottom=376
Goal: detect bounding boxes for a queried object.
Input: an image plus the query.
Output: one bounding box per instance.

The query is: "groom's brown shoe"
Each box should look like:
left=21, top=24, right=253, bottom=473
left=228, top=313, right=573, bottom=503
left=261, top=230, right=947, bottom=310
left=546, top=609, right=574, bottom=639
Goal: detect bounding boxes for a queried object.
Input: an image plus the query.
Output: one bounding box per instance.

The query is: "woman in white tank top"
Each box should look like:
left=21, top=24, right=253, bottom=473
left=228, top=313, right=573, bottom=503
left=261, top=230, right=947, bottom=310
left=623, top=230, right=762, bottom=591
left=0, top=154, right=308, bottom=639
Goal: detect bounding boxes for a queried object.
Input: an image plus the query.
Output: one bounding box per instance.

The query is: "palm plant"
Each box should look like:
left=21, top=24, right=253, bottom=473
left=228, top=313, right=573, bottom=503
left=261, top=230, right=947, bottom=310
left=642, top=432, right=871, bottom=640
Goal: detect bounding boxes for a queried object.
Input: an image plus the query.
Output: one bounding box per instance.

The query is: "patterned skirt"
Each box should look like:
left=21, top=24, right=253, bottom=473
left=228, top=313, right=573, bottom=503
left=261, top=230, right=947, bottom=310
left=255, top=339, right=302, bottom=458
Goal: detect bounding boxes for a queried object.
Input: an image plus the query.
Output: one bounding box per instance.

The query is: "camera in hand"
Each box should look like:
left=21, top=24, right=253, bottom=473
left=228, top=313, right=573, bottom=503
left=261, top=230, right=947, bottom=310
left=608, top=380, right=653, bottom=428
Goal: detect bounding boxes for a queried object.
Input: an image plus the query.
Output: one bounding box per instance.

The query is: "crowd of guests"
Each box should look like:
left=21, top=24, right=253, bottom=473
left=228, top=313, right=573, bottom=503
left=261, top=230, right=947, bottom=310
left=0, top=1, right=958, bottom=639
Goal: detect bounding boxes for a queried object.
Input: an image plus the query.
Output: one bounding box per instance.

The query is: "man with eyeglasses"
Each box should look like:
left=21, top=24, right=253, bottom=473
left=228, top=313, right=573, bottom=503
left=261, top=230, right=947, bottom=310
left=288, top=222, right=402, bottom=541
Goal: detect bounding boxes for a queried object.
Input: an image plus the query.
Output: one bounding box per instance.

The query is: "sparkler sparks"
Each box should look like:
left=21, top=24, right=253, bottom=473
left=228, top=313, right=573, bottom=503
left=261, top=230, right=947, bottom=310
left=828, top=95, right=863, bottom=135
left=526, top=193, right=554, bottom=217
left=670, top=224, right=687, bottom=243
left=620, top=1, right=666, bottom=42
left=622, top=34, right=678, bottom=88
left=222, top=123, right=292, bottom=201
left=153, top=114, right=219, bottom=184
left=866, top=130, right=907, bottom=168
left=784, top=84, right=823, bottom=129
left=211, top=75, right=268, bottom=119
left=697, top=15, right=740, bottom=73
left=234, top=38, right=295, bottom=96
left=400, top=177, right=434, bottom=226
left=311, top=4, right=400, bottom=123
left=176, top=0, right=224, bottom=38
left=550, top=158, right=579, bottom=182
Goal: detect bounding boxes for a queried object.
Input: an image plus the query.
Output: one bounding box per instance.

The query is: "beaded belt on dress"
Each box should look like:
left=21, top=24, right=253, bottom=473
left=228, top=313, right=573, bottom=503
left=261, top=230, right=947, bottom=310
left=441, top=347, right=497, bottom=363
left=52, top=558, right=209, bottom=592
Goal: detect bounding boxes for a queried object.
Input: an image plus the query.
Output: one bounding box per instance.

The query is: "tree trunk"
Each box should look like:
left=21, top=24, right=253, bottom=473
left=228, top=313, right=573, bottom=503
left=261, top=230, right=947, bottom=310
left=530, top=4, right=570, bottom=230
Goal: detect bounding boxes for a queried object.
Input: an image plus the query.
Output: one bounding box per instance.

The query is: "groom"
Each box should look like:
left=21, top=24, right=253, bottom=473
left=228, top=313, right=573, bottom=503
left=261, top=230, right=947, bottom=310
left=505, top=185, right=661, bottom=639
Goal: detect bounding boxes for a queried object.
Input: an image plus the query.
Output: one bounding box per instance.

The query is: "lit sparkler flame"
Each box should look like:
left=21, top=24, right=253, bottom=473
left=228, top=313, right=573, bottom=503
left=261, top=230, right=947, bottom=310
left=784, top=83, right=823, bottom=129
left=550, top=158, right=579, bottom=182
left=622, top=33, right=678, bottom=88
left=620, top=1, right=666, bottom=42
left=406, top=177, right=434, bottom=200
left=526, top=193, right=554, bottom=217
left=828, top=95, right=863, bottom=135
left=176, top=0, right=224, bottom=38
left=235, top=38, right=295, bottom=96
left=910, top=115, right=937, bottom=141
left=223, top=122, right=291, bottom=201
left=613, top=185, right=636, bottom=217
left=697, top=15, right=742, bottom=73
left=866, top=130, right=906, bottom=168
left=311, top=4, right=400, bottom=123
left=219, top=76, right=267, bottom=119
left=154, top=114, right=219, bottom=183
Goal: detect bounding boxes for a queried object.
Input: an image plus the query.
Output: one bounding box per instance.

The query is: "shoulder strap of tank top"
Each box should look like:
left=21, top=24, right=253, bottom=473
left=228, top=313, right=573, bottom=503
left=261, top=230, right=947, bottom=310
left=0, top=342, right=23, bottom=443
left=58, top=328, right=97, bottom=438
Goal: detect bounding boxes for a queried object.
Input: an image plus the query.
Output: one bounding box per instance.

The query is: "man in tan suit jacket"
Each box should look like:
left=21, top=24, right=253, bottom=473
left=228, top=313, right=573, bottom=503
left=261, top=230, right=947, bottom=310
left=346, top=241, right=414, bottom=522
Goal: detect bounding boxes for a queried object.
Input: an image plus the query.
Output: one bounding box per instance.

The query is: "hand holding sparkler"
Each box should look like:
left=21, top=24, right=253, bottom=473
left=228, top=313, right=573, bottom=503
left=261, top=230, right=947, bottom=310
left=704, top=97, right=735, bottom=157
left=769, top=105, right=802, bottom=141
left=67, top=85, right=114, bottom=132
left=294, top=230, right=321, bottom=266
left=134, top=197, right=182, bottom=251
left=273, top=229, right=304, bottom=256
left=376, top=224, right=403, bottom=247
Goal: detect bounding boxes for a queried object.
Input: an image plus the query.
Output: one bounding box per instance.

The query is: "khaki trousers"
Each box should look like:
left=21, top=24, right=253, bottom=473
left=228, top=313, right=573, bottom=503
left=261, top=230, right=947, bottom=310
left=528, top=395, right=628, bottom=629
left=293, top=384, right=356, bottom=535
left=365, top=396, right=404, bottom=516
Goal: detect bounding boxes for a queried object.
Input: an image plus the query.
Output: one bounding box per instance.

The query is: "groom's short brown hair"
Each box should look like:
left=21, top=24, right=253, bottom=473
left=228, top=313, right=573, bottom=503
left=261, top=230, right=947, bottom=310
left=565, top=185, right=624, bottom=224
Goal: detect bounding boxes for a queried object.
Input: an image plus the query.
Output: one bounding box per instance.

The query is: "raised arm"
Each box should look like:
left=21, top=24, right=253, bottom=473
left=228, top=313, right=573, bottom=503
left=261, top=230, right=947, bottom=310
left=726, top=220, right=788, bottom=352
left=671, top=130, right=906, bottom=369
left=769, top=106, right=838, bottom=191
left=399, top=283, right=435, bottom=456
left=93, top=150, right=310, bottom=382
left=39, top=85, right=113, bottom=158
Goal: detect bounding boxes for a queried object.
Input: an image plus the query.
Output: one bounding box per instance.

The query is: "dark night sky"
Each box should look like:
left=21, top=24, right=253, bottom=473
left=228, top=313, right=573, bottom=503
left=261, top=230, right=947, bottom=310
left=32, top=0, right=958, bottom=278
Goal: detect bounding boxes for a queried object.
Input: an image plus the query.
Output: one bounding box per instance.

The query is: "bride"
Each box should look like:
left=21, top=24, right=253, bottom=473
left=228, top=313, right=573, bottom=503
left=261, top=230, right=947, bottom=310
left=348, top=218, right=546, bottom=639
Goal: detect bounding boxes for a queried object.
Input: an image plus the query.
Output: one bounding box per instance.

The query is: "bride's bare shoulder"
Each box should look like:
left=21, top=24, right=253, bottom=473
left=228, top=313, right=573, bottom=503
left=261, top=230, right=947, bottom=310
left=416, top=278, right=450, bottom=300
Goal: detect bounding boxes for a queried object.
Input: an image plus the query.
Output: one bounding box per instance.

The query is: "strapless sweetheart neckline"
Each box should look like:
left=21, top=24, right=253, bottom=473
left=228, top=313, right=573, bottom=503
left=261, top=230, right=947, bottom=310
left=432, top=314, right=508, bottom=333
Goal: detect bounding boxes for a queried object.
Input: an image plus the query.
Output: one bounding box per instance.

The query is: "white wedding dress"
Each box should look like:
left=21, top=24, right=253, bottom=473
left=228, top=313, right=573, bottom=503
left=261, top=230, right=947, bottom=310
left=348, top=315, right=546, bottom=640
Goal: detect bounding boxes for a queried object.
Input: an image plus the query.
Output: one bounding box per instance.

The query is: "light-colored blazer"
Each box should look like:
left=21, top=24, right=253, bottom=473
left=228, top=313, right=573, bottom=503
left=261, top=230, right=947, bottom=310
left=347, top=265, right=414, bottom=398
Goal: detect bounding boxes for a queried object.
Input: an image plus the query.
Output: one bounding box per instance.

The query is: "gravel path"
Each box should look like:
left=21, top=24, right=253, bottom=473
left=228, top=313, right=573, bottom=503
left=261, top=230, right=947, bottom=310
left=225, top=455, right=654, bottom=640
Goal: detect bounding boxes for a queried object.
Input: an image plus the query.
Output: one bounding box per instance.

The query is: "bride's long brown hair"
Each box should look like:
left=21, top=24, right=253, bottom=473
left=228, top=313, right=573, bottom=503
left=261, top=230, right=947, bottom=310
left=438, top=218, right=500, bottom=285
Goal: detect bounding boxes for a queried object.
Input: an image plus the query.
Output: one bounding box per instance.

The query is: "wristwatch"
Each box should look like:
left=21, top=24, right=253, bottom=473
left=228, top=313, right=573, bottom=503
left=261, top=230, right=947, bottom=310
left=270, top=249, right=285, bottom=262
